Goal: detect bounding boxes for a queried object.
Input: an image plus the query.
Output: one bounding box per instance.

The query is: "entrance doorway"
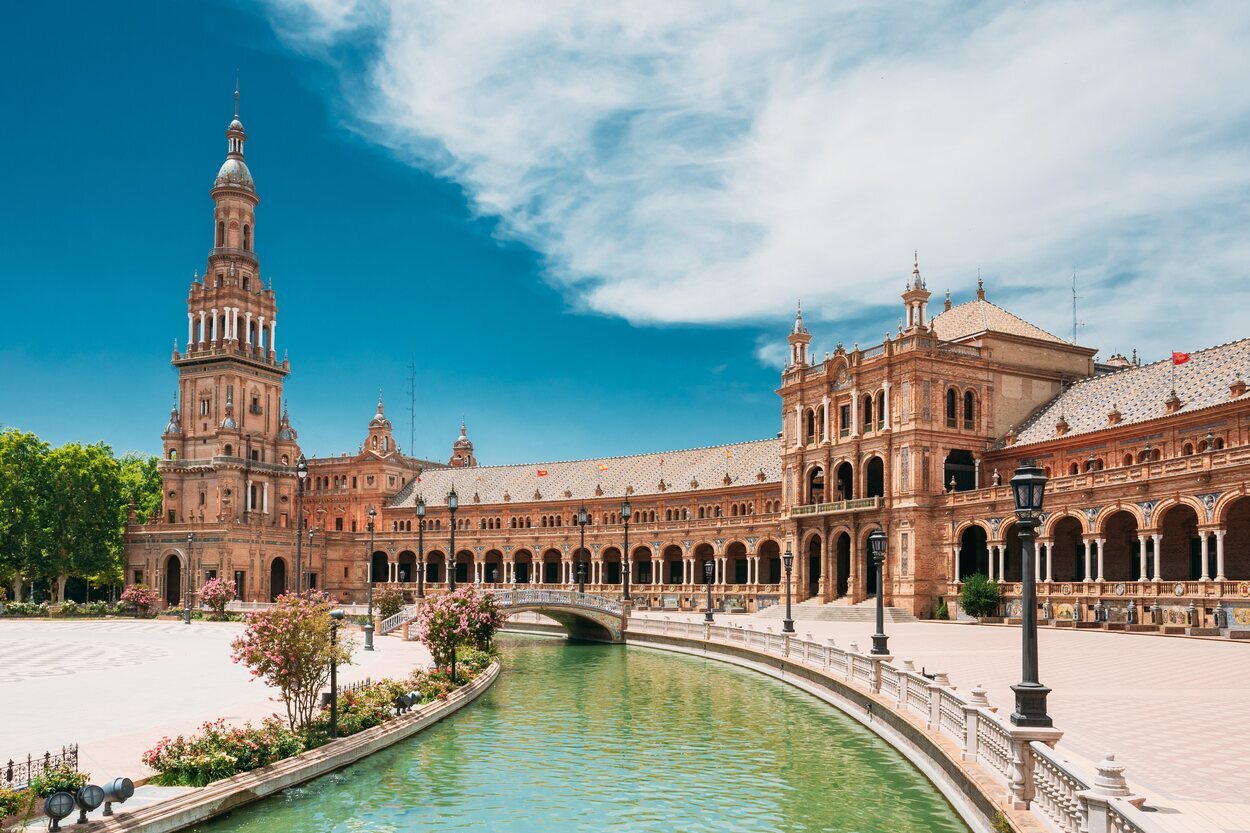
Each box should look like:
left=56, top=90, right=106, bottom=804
left=269, top=558, right=287, bottom=601
left=164, top=554, right=182, bottom=606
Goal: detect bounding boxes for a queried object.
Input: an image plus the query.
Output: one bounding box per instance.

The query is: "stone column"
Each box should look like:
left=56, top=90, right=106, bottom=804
left=246, top=479, right=253, bottom=511
left=261, top=482, right=269, bottom=514
left=998, top=545, right=1006, bottom=580
left=951, top=545, right=960, bottom=584
left=1151, top=533, right=1162, bottom=582
left=987, top=545, right=996, bottom=581
left=1095, top=538, right=1106, bottom=581
left=850, top=387, right=860, bottom=437
left=821, top=395, right=830, bottom=441
left=1199, top=532, right=1211, bottom=581
left=794, top=404, right=803, bottom=448
left=1137, top=534, right=1148, bottom=581
left=257, top=317, right=266, bottom=351
left=187, top=313, right=194, bottom=347
left=882, top=380, right=892, bottom=430
left=198, top=310, right=206, bottom=346
left=1082, top=539, right=1092, bottom=583
left=1215, top=530, right=1226, bottom=581
left=269, top=319, right=276, bottom=355
left=1043, top=540, right=1054, bottom=582
left=210, top=308, right=218, bottom=344
left=230, top=307, right=239, bottom=340
left=1034, top=542, right=1043, bottom=582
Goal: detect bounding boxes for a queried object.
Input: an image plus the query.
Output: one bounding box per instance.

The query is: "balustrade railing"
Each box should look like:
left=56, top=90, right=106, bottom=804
left=378, top=605, right=416, bottom=635
left=624, top=616, right=1164, bottom=833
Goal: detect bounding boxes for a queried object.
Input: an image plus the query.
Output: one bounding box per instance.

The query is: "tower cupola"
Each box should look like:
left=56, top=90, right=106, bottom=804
left=902, top=253, right=932, bottom=332
left=450, top=421, right=477, bottom=468
left=787, top=302, right=812, bottom=367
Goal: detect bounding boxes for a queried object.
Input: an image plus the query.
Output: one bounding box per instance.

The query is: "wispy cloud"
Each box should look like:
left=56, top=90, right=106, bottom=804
left=263, top=0, right=1250, bottom=358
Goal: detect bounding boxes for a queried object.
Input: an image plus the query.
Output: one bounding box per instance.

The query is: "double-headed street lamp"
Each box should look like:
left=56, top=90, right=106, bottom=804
left=364, top=506, right=376, bottom=652
left=703, top=558, right=715, bottom=622
left=576, top=505, right=590, bottom=594
left=869, top=528, right=889, bottom=655
left=295, top=454, right=308, bottom=594
left=415, top=496, right=426, bottom=599
left=1010, top=462, right=1052, bottom=728
left=781, top=544, right=795, bottom=633
left=184, top=533, right=193, bottom=625
left=621, top=497, right=632, bottom=601
left=447, top=487, right=459, bottom=591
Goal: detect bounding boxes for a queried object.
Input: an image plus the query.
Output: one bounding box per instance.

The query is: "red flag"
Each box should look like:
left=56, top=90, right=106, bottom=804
left=537, top=469, right=548, bottom=477
left=1171, top=351, right=1190, bottom=365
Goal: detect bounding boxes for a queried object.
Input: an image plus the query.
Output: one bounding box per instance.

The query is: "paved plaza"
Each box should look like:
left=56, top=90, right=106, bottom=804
left=633, top=610, right=1249, bottom=833
left=0, top=619, right=431, bottom=782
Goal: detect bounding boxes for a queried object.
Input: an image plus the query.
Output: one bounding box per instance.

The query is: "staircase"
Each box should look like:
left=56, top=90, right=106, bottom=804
left=755, top=597, right=918, bottom=623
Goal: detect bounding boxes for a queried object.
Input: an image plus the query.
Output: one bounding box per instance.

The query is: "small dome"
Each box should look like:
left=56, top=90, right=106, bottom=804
left=214, top=158, right=254, bottom=191
left=278, top=426, right=296, bottom=441
left=164, top=408, right=181, bottom=435
left=228, top=117, right=245, bottom=133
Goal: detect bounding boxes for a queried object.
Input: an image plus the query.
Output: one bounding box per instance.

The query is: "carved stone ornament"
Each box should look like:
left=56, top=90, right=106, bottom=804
left=1114, top=582, right=1127, bottom=596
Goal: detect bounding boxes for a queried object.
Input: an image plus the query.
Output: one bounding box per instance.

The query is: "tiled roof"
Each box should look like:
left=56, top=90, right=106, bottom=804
left=931, top=298, right=1068, bottom=344
left=390, top=438, right=782, bottom=509
left=1005, top=338, right=1250, bottom=448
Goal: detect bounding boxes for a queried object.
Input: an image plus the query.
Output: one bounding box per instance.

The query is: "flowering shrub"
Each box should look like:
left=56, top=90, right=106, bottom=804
left=0, top=786, right=24, bottom=819
left=25, top=764, right=88, bottom=797
left=121, top=583, right=160, bottom=617
left=142, top=718, right=303, bottom=786
left=374, top=585, right=406, bottom=620
left=414, top=587, right=504, bottom=669
left=199, top=577, right=237, bottom=620
left=231, top=593, right=354, bottom=730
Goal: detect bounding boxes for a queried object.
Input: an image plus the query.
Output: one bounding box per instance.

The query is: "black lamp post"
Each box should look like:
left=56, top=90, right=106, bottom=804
left=782, top=544, right=795, bottom=633
left=307, top=527, right=314, bottom=592
left=364, top=506, right=376, bottom=652
left=415, top=496, right=426, bottom=599
left=703, top=558, right=715, bottom=622
left=184, top=533, right=193, bottom=625
left=447, top=487, right=459, bottom=591
left=329, top=608, right=344, bottom=738
left=621, top=497, right=632, bottom=601
left=576, top=505, right=589, bottom=594
left=1010, top=461, right=1052, bottom=728
left=869, top=528, right=889, bottom=655
left=295, top=454, right=308, bottom=594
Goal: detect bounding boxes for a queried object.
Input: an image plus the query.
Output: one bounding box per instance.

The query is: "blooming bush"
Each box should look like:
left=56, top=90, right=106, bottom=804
left=231, top=593, right=354, bottom=730
left=25, top=764, right=88, bottom=797
left=414, top=587, right=504, bottom=669
left=142, top=717, right=304, bottom=786
left=121, top=583, right=160, bottom=617
left=0, top=786, right=24, bottom=819
left=199, top=577, right=237, bottom=620
left=374, top=585, right=406, bottom=620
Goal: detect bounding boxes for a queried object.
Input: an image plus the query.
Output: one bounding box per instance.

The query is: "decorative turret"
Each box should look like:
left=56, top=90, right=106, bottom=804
left=450, top=421, right=477, bottom=468
left=365, top=391, right=396, bottom=456
left=164, top=393, right=181, bottom=435
left=787, top=302, right=812, bottom=367
left=902, top=253, right=932, bottom=332
left=277, top=401, right=297, bottom=441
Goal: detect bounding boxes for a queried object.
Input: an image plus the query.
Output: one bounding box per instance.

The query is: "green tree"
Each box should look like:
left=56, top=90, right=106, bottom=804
left=44, top=443, right=125, bottom=600
left=958, top=573, right=1002, bottom=618
left=0, top=429, right=52, bottom=601
left=119, top=452, right=163, bottom=524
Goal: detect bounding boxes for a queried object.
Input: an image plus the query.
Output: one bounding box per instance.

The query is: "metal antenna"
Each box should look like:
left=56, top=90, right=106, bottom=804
left=1071, top=273, right=1084, bottom=343
left=406, top=358, right=417, bottom=458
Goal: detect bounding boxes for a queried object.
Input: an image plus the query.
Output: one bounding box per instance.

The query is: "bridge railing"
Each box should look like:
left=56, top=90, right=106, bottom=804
left=487, top=588, right=623, bottom=615
left=626, top=617, right=1162, bottom=833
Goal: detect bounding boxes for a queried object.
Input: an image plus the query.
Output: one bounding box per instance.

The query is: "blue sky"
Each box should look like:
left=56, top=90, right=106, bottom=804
left=3, top=1, right=1248, bottom=464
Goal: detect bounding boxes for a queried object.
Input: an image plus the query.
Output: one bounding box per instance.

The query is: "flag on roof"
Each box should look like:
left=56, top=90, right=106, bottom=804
left=1172, top=351, right=1190, bottom=365
left=537, top=469, right=548, bottom=477
left=725, top=448, right=733, bottom=459
left=597, top=464, right=609, bottom=472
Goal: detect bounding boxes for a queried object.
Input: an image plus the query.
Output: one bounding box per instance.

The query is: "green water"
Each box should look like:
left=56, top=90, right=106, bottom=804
left=197, top=637, right=969, bottom=832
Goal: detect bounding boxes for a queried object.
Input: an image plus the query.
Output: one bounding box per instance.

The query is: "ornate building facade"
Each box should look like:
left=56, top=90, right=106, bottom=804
left=125, top=106, right=1250, bottom=626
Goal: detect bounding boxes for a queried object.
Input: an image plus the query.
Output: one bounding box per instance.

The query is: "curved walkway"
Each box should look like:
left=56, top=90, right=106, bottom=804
left=0, top=619, right=432, bottom=782
left=633, top=610, right=1247, bottom=833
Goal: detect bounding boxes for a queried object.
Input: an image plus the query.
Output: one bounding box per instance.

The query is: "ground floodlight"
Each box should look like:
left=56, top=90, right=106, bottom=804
left=75, top=783, right=105, bottom=823
left=44, top=791, right=76, bottom=830
left=101, top=777, right=135, bottom=816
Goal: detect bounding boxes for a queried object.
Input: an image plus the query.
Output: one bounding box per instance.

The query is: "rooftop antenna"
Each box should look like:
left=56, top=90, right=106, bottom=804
left=406, top=358, right=417, bottom=458
left=1071, top=272, right=1084, bottom=343
left=234, top=71, right=240, bottom=118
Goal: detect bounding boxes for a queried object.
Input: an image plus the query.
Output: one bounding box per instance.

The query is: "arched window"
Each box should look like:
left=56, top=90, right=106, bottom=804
left=946, top=388, right=958, bottom=427
left=224, top=444, right=233, bottom=456
left=963, top=391, right=975, bottom=429
left=242, top=224, right=251, bottom=252
left=216, top=221, right=225, bottom=247
left=805, top=410, right=816, bottom=444
left=1216, top=438, right=1225, bottom=450
left=1123, top=453, right=1134, bottom=467
left=862, top=395, right=873, bottom=432
left=1183, top=443, right=1194, bottom=456
left=1069, top=463, right=1079, bottom=475
left=698, top=507, right=705, bottom=519
left=876, top=391, right=885, bottom=430
left=167, top=449, right=176, bottom=460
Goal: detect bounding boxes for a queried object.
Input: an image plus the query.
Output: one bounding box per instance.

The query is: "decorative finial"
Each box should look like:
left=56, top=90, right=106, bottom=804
left=944, top=288, right=952, bottom=311
left=976, top=273, right=985, bottom=300
left=234, top=72, right=240, bottom=118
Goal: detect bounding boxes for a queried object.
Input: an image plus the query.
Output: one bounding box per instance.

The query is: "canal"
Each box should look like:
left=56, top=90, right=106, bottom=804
left=198, top=636, right=969, bottom=832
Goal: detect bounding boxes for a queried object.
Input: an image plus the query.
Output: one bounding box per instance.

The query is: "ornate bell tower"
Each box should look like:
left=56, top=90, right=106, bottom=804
left=160, top=90, right=300, bottom=526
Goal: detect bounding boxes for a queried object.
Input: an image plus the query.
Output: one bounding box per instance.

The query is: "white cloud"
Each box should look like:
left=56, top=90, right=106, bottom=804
left=264, top=0, right=1250, bottom=358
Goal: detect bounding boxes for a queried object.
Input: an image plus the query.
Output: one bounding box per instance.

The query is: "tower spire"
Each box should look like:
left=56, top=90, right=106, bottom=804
left=234, top=73, right=240, bottom=118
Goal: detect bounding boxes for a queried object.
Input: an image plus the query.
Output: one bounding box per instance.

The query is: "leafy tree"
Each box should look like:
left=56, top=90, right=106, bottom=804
left=44, top=443, right=125, bottom=599
left=959, top=573, right=1002, bottom=618
left=231, top=594, right=354, bottom=731
left=0, top=430, right=52, bottom=601
left=199, top=577, right=237, bottom=620
left=119, top=452, right=163, bottom=524
left=374, top=584, right=406, bottom=620
left=414, top=587, right=503, bottom=669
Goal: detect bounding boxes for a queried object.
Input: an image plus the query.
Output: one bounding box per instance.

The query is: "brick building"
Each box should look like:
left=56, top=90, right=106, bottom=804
left=125, top=105, right=1250, bottom=626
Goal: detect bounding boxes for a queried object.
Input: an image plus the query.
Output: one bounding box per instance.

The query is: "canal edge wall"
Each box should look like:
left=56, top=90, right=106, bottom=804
left=71, top=662, right=501, bottom=833
left=625, top=632, right=1015, bottom=833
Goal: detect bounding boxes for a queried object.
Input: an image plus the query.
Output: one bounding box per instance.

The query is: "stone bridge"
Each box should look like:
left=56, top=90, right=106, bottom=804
left=487, top=588, right=627, bottom=642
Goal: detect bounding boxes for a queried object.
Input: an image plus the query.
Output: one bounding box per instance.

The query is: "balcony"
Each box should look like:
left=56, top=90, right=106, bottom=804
left=790, top=496, right=881, bottom=517
left=208, top=246, right=258, bottom=266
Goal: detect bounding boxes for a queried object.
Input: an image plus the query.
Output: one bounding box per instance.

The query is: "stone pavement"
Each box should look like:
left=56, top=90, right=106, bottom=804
left=633, top=610, right=1250, bottom=833
left=1, top=619, right=432, bottom=783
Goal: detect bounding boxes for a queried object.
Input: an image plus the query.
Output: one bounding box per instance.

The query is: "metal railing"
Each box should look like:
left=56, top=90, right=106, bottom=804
left=487, top=588, right=623, bottom=614
left=378, top=605, right=417, bottom=635
left=625, top=617, right=1162, bottom=833
left=4, top=746, right=79, bottom=791
left=790, top=496, right=882, bottom=517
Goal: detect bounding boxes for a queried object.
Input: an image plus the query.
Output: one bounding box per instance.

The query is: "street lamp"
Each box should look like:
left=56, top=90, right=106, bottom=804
left=307, top=527, right=314, bottom=592
left=781, top=544, right=795, bottom=633
left=295, top=454, right=308, bottom=594
left=447, top=487, right=459, bottom=591
left=329, top=608, right=344, bottom=738
left=1010, top=461, right=1052, bottom=728
left=576, top=505, right=590, bottom=594
left=703, top=558, right=715, bottom=622
left=415, top=496, right=426, bottom=599
left=621, top=497, right=632, bottom=601
left=364, top=506, right=376, bottom=652
left=869, top=528, right=889, bottom=655
left=184, top=533, right=193, bottom=625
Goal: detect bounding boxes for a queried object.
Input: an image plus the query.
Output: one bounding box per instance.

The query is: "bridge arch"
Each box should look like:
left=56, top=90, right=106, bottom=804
left=494, top=589, right=625, bottom=642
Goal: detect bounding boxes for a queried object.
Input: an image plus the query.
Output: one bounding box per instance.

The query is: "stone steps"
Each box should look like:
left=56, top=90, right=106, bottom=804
left=755, top=597, right=918, bottom=623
